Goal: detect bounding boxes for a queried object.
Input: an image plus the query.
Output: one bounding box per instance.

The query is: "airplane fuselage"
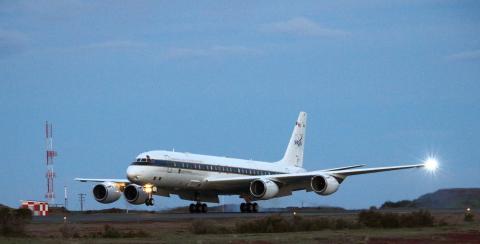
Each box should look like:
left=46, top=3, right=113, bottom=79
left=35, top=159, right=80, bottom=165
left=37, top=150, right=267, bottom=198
left=126, top=150, right=305, bottom=194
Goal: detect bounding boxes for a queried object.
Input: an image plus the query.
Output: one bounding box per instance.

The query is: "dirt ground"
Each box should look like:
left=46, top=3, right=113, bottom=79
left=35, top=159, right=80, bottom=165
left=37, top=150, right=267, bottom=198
left=1, top=211, right=479, bottom=243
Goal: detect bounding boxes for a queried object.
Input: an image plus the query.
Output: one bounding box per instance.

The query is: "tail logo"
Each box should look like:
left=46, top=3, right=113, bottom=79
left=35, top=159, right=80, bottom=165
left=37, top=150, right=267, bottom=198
left=294, top=135, right=303, bottom=147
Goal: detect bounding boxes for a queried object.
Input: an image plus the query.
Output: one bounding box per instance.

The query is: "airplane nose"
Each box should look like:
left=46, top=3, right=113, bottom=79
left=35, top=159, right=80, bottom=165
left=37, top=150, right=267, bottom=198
left=126, top=166, right=139, bottom=183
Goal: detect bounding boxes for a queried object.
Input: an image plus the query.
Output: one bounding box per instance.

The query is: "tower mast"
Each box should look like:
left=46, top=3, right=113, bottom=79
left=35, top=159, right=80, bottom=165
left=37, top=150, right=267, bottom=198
left=45, top=121, right=57, bottom=204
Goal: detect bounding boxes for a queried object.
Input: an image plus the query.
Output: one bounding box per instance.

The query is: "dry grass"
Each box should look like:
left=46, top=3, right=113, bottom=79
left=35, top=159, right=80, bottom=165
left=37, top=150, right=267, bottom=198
left=1, top=210, right=478, bottom=243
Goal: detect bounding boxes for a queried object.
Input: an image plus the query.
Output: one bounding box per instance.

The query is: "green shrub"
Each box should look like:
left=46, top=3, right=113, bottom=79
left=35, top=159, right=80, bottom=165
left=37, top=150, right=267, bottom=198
left=358, top=209, right=434, bottom=228
left=191, top=220, right=230, bottom=234
left=380, top=213, right=400, bottom=228
left=0, top=208, right=32, bottom=236
left=59, top=223, right=79, bottom=238
left=464, top=212, right=474, bottom=222
left=312, top=217, right=332, bottom=230
left=103, top=224, right=121, bottom=238
left=438, top=218, right=449, bottom=226
left=233, top=215, right=356, bottom=234
left=122, top=229, right=150, bottom=238
left=235, top=215, right=291, bottom=233
left=400, top=210, right=434, bottom=227
left=334, top=218, right=350, bottom=230
left=358, top=210, right=383, bottom=228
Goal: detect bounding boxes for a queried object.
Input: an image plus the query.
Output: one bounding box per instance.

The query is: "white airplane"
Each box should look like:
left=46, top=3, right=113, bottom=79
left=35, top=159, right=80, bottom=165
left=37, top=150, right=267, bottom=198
left=76, top=112, right=438, bottom=213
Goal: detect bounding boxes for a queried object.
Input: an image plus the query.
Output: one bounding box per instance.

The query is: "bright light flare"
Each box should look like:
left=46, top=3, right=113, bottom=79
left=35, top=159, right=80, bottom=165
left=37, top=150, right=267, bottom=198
left=424, top=157, right=439, bottom=171
left=144, top=184, right=153, bottom=193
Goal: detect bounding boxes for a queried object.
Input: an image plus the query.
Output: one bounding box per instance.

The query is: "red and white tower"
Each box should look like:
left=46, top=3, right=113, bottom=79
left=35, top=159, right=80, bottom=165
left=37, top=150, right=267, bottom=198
left=45, top=121, right=57, bottom=204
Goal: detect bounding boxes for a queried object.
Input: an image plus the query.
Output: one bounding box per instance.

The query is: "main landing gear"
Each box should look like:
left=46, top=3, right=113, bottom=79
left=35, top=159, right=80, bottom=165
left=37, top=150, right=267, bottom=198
left=189, top=202, right=208, bottom=213
left=145, top=197, right=154, bottom=206
left=240, top=202, right=258, bottom=213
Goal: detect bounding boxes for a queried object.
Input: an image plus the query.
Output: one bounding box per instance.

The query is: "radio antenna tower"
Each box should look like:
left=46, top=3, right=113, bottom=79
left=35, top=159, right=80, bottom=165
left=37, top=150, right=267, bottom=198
left=45, top=121, right=57, bottom=204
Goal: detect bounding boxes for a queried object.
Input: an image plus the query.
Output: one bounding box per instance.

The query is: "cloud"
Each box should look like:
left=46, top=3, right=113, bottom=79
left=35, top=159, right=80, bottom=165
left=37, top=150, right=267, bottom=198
left=0, top=29, right=28, bottom=58
left=164, top=45, right=260, bottom=59
left=260, top=17, right=349, bottom=37
left=447, top=49, right=480, bottom=61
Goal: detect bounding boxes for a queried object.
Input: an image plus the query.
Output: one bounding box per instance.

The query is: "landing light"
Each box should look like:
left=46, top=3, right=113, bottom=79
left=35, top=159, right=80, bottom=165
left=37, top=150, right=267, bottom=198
left=424, top=158, right=439, bottom=171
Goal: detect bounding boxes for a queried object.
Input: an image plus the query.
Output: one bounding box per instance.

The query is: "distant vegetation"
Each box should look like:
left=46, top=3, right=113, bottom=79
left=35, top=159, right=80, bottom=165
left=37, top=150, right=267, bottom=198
left=381, top=200, right=416, bottom=209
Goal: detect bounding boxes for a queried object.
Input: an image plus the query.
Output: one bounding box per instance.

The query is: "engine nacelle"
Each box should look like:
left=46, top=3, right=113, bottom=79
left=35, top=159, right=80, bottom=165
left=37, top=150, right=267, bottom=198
left=310, top=175, right=340, bottom=195
left=93, top=182, right=121, bottom=204
left=123, top=184, right=149, bottom=205
left=249, top=179, right=279, bottom=200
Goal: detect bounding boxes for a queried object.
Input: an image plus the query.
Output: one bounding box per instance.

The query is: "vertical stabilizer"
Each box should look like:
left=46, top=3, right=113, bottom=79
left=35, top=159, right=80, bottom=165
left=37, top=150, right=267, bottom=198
left=279, top=112, right=307, bottom=167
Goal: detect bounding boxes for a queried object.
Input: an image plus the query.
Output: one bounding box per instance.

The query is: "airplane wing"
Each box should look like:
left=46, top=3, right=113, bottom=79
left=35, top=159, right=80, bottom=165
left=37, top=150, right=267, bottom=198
left=327, top=164, right=424, bottom=176
left=322, top=164, right=366, bottom=172
left=204, top=163, right=426, bottom=191
left=74, top=178, right=130, bottom=183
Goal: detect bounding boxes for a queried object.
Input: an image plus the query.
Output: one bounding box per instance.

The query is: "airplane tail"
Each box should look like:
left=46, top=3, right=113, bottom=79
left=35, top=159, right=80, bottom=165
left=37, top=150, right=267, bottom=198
left=278, top=112, right=307, bottom=167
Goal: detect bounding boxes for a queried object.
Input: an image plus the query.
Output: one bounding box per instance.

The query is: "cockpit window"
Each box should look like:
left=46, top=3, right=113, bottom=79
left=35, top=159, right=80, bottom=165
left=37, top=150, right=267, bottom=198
left=141, top=158, right=146, bottom=162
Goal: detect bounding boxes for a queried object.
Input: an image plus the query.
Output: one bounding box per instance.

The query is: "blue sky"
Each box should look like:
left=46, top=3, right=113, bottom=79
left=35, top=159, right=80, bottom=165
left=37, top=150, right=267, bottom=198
left=1, top=1, right=479, bottom=210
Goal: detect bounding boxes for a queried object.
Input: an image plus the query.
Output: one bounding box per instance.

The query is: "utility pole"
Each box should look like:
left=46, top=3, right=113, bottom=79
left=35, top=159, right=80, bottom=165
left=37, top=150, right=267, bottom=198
left=64, top=186, right=68, bottom=210
left=78, top=193, right=86, bottom=212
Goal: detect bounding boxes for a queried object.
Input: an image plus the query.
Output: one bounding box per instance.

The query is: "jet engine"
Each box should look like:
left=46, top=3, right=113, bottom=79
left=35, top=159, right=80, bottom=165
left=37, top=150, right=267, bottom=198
left=123, top=184, right=149, bottom=205
left=310, top=175, right=340, bottom=195
left=93, top=182, right=121, bottom=204
left=249, top=179, right=279, bottom=200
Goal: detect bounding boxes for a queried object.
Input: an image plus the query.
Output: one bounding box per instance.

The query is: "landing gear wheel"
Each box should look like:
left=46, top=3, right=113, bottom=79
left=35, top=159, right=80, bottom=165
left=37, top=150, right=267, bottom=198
left=201, top=203, right=208, bottom=213
left=189, top=203, right=196, bottom=213
left=145, top=198, right=154, bottom=206
left=195, top=203, right=202, bottom=213
left=246, top=202, right=252, bottom=212
left=252, top=202, right=258, bottom=213
left=240, top=203, right=246, bottom=213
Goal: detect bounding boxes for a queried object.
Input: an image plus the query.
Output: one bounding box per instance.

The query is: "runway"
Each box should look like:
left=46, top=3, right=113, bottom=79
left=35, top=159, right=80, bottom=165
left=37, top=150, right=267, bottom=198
left=32, top=210, right=359, bottom=224
left=32, top=209, right=464, bottom=224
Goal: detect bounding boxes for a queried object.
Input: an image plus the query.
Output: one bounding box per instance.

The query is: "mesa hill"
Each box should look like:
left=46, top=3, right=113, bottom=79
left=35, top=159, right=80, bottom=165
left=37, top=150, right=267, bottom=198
left=381, top=188, right=480, bottom=209
left=414, top=188, right=480, bottom=209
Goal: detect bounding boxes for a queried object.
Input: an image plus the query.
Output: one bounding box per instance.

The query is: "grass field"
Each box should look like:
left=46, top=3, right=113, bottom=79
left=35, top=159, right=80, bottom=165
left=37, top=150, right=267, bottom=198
left=1, top=210, right=479, bottom=243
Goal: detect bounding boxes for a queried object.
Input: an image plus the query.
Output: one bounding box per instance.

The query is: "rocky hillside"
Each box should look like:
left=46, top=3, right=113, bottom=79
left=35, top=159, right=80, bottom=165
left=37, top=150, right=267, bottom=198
left=414, top=188, right=480, bottom=209
left=381, top=188, right=480, bottom=209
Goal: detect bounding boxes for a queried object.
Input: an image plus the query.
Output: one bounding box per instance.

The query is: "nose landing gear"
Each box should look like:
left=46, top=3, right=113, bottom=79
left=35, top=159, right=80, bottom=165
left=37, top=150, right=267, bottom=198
left=189, top=202, right=208, bottom=213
